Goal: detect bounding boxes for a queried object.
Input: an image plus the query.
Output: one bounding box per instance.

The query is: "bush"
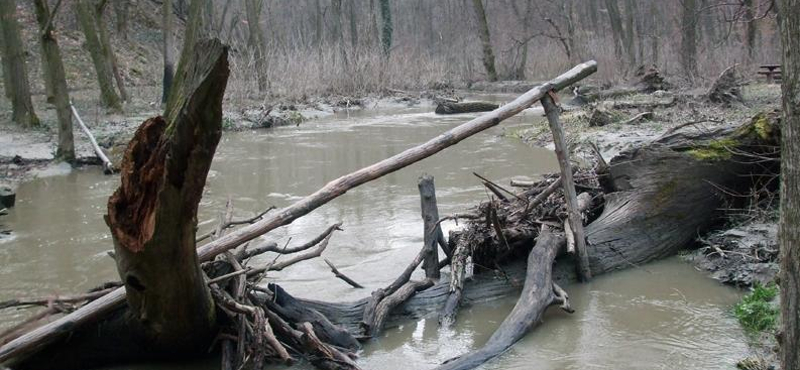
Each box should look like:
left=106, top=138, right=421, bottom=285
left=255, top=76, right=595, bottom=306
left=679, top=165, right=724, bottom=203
left=734, top=283, right=779, bottom=333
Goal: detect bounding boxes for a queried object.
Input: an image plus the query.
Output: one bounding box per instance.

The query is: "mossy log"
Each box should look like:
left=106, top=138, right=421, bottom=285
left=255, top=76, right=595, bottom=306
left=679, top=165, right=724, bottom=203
left=435, top=102, right=499, bottom=114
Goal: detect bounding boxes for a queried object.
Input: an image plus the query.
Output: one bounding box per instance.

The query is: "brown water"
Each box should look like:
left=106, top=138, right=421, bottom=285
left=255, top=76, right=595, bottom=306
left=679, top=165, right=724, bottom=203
left=0, top=100, right=749, bottom=369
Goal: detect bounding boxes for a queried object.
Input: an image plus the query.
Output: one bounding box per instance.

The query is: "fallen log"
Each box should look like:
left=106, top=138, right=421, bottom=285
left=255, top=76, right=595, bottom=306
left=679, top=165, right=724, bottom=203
left=435, top=102, right=499, bottom=114
left=0, top=61, right=598, bottom=368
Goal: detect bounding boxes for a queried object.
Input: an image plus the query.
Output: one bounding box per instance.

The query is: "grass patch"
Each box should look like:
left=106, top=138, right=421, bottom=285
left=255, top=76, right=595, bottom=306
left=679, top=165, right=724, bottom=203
left=734, top=283, right=779, bottom=333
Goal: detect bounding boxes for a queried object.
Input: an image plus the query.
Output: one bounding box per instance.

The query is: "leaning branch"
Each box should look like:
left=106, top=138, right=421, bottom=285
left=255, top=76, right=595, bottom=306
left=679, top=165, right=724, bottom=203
left=69, top=103, right=115, bottom=174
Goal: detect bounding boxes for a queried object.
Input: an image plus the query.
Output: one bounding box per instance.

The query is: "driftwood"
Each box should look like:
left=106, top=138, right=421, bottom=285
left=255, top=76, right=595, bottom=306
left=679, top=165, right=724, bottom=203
left=542, top=94, right=591, bottom=281
left=435, top=101, right=499, bottom=114
left=0, top=61, right=599, bottom=369
left=324, top=259, right=364, bottom=289
left=69, top=103, right=115, bottom=174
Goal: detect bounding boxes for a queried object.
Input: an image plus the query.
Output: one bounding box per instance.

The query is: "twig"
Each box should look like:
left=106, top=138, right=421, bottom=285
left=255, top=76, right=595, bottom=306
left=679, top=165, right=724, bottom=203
left=197, top=206, right=276, bottom=243
left=324, top=259, right=364, bottom=289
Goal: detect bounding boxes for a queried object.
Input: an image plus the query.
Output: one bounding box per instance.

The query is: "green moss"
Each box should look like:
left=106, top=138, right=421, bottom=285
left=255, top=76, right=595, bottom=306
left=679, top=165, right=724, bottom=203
left=754, top=114, right=773, bottom=140
left=734, top=283, right=779, bottom=333
left=687, top=138, right=739, bottom=161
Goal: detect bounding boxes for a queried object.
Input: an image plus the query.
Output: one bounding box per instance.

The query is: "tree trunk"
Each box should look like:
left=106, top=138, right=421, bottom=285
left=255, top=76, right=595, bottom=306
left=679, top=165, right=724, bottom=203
left=604, top=0, right=626, bottom=62
left=95, top=1, right=128, bottom=102
left=244, top=0, right=268, bottom=92
left=623, top=0, right=637, bottom=66
left=778, top=1, right=800, bottom=369
left=348, top=0, right=358, bottom=50
left=419, top=174, right=442, bottom=280
left=0, top=27, right=11, bottom=101
left=471, top=0, right=498, bottom=82
left=744, top=0, right=757, bottom=60
left=107, top=38, right=229, bottom=353
left=369, top=0, right=380, bottom=48
left=0, top=0, right=40, bottom=127
left=114, top=0, right=129, bottom=40
left=681, top=0, right=698, bottom=82
left=75, top=0, right=122, bottom=111
left=33, top=0, right=75, bottom=163
left=162, top=0, right=174, bottom=104
left=166, top=0, right=204, bottom=118
left=379, top=0, right=392, bottom=56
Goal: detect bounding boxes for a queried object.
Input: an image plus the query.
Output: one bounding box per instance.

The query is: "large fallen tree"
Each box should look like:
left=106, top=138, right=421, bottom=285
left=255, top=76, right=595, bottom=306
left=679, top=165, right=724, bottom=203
left=0, top=51, right=781, bottom=370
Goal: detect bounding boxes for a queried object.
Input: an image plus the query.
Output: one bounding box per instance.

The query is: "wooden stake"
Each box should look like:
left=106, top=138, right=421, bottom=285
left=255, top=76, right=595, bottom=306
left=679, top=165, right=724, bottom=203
left=540, top=93, right=592, bottom=282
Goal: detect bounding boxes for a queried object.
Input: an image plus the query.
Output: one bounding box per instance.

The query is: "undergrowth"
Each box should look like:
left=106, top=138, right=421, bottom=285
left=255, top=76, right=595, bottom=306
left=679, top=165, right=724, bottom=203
left=734, top=283, right=779, bottom=333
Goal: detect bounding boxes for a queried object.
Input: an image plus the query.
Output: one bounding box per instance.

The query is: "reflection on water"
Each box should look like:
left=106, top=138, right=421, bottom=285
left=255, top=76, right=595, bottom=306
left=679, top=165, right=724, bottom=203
left=0, top=102, right=748, bottom=369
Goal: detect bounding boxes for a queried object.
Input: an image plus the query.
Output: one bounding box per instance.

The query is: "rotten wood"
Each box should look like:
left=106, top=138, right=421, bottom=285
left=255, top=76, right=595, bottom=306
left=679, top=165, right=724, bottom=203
left=419, top=174, right=443, bottom=279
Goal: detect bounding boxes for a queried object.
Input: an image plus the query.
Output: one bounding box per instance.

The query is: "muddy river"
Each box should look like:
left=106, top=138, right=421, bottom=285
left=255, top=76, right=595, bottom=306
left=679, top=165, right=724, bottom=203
left=0, top=100, right=750, bottom=369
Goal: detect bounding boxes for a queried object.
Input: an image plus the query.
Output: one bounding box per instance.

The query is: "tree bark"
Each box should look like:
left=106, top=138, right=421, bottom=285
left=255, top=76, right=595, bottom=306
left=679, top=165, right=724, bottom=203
left=162, top=0, right=174, bottom=104
left=471, top=0, right=498, bottom=82
left=244, top=0, right=268, bottom=92
left=777, top=1, right=800, bottom=369
left=114, top=0, right=129, bottom=40
left=107, top=38, right=229, bottom=353
left=95, top=1, right=128, bottom=102
left=348, top=0, right=358, bottom=49
left=379, top=0, right=392, bottom=56
left=75, top=0, right=122, bottom=111
left=33, top=0, right=75, bottom=163
left=604, top=0, right=626, bottom=62
left=541, top=95, right=591, bottom=281
left=419, top=174, right=443, bottom=280
left=681, top=0, right=698, bottom=82
left=0, top=0, right=40, bottom=127
left=744, top=0, right=757, bottom=60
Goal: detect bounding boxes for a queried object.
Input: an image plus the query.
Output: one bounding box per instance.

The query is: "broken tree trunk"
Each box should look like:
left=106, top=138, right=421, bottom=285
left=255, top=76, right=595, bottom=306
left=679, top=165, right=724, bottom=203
left=106, top=37, right=228, bottom=352
left=419, top=174, right=443, bottom=279
left=0, top=61, right=598, bottom=366
left=435, top=101, right=499, bottom=115
left=542, top=94, right=591, bottom=281
left=2, top=39, right=230, bottom=370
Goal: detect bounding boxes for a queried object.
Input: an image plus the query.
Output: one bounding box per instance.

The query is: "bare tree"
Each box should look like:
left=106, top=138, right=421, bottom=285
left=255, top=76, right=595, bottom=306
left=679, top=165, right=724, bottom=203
left=75, top=0, right=123, bottom=111
left=379, top=0, right=392, bottom=56
left=114, top=0, right=130, bottom=40
left=244, top=0, right=268, bottom=92
left=0, top=0, right=40, bottom=127
left=604, top=0, right=627, bottom=62
left=33, top=0, right=75, bottom=162
left=471, top=0, right=498, bottom=81
left=681, top=0, right=699, bottom=81
left=777, top=2, right=800, bottom=370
